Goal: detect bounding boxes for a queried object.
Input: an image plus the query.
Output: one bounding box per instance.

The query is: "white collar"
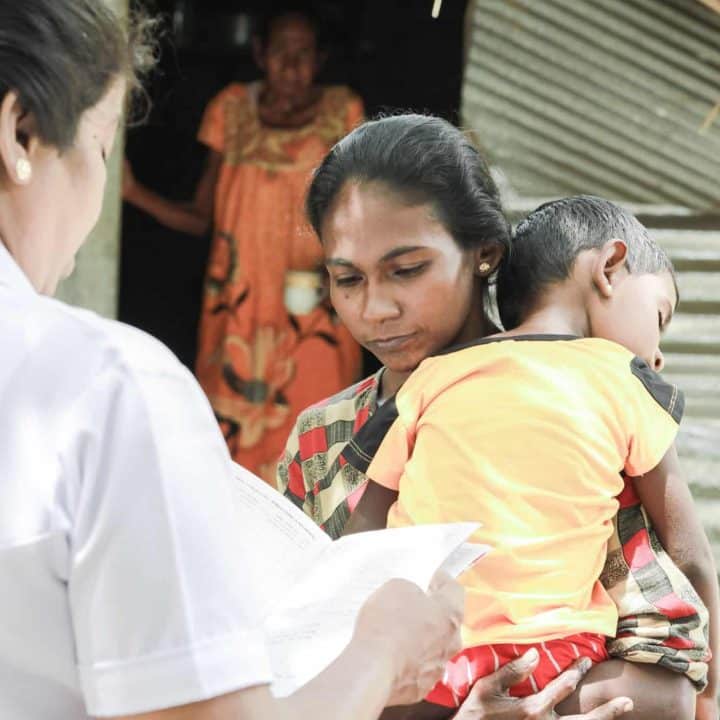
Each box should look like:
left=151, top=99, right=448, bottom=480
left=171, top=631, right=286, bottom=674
left=0, top=241, right=37, bottom=296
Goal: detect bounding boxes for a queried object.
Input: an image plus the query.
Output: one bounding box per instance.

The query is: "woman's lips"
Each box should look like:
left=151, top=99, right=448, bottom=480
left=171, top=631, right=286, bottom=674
left=366, top=333, right=416, bottom=352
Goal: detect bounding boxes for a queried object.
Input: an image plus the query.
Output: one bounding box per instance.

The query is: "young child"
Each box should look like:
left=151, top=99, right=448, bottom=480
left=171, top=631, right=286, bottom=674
left=344, top=196, right=718, bottom=719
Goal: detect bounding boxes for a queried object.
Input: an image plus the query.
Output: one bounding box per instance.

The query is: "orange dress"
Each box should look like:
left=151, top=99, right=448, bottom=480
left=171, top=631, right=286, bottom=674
left=196, top=82, right=363, bottom=482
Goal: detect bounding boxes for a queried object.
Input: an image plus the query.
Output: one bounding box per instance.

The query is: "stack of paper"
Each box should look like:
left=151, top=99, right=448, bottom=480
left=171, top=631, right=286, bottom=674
left=230, top=465, right=489, bottom=696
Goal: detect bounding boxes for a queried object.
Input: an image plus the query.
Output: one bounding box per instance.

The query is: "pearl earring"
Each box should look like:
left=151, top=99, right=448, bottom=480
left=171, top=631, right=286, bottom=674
left=16, top=158, right=32, bottom=184
left=478, top=262, right=491, bottom=274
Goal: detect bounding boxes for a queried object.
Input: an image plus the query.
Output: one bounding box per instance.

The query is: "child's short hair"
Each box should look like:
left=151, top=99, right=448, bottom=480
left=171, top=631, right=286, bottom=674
left=497, top=195, right=674, bottom=330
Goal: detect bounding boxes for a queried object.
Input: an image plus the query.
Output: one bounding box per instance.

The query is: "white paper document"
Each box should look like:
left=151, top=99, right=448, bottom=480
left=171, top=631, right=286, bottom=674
left=231, top=464, right=490, bottom=697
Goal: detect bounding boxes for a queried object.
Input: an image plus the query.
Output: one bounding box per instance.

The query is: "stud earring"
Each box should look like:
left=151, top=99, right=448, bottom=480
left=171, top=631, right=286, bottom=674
left=478, top=262, right=491, bottom=274
left=16, top=158, right=32, bottom=184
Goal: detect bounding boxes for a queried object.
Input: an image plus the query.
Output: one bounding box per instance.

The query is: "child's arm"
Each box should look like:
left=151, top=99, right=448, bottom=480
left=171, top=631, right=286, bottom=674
left=631, top=444, right=719, bottom=719
left=343, top=480, right=398, bottom=535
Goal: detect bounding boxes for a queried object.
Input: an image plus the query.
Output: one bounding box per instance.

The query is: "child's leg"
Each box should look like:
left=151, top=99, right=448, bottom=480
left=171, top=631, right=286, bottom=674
left=423, top=634, right=607, bottom=711
left=556, top=658, right=696, bottom=720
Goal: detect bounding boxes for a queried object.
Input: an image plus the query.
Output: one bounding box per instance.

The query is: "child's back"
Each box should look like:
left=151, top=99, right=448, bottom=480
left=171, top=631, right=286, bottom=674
left=371, top=334, right=681, bottom=647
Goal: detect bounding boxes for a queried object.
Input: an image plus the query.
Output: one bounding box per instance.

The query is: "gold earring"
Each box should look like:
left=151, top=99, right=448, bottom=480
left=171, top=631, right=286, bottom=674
left=16, top=158, right=32, bottom=184
left=478, top=262, right=491, bottom=274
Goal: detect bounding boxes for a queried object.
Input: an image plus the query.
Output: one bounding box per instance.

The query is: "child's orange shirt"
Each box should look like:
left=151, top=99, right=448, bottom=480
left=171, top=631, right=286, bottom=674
left=365, top=336, right=683, bottom=647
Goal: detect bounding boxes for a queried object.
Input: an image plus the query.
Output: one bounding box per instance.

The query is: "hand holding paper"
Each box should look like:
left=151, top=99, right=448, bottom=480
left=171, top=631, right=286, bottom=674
left=355, top=572, right=464, bottom=707
left=230, top=465, right=489, bottom=696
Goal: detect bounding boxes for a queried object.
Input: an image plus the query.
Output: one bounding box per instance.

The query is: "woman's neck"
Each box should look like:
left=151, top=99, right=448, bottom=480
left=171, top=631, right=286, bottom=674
left=378, top=367, right=409, bottom=400
left=258, top=84, right=322, bottom=129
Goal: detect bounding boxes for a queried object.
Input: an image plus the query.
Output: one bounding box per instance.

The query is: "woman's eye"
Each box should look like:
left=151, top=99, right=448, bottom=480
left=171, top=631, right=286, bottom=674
left=333, top=275, right=362, bottom=288
left=394, top=263, right=427, bottom=278
left=658, top=311, right=664, bottom=331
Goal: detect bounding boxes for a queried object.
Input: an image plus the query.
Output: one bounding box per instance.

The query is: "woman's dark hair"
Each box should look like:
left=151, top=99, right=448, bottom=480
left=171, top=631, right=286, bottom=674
left=306, top=114, right=511, bottom=256
left=497, top=195, right=675, bottom=330
left=0, top=0, right=158, bottom=150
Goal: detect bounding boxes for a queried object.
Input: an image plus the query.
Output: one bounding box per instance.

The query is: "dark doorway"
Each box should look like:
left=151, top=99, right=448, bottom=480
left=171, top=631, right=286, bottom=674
left=120, top=0, right=469, bottom=371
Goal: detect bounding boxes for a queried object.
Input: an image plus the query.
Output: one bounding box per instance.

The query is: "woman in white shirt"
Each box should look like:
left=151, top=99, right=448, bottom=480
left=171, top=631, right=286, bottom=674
left=0, top=2, right=633, bottom=719
left=0, top=2, right=466, bottom=718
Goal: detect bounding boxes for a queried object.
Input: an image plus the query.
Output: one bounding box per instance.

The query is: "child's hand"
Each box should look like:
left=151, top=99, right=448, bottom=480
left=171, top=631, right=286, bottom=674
left=696, top=692, right=719, bottom=720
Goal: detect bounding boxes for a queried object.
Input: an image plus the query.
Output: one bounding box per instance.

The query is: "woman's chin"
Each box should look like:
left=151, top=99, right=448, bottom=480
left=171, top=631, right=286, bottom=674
left=378, top=354, right=424, bottom=376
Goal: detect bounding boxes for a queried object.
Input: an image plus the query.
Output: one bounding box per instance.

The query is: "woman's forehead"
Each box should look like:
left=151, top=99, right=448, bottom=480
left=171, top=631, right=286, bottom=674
left=322, top=183, right=455, bottom=263
left=267, top=15, right=316, bottom=47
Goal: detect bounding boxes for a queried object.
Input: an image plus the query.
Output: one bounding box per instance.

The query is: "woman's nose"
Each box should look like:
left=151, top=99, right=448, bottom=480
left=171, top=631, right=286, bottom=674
left=362, top=287, right=401, bottom=323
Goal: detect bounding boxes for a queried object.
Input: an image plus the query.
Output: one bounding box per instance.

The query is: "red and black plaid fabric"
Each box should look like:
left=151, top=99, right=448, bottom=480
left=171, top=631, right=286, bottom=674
left=277, top=370, right=710, bottom=688
left=278, top=370, right=382, bottom=539
left=603, top=478, right=710, bottom=688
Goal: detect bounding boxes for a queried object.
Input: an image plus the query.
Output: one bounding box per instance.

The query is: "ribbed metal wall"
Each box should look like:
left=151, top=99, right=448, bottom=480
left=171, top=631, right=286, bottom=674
left=656, top=229, right=720, bottom=565
left=461, top=1, right=720, bottom=583
left=462, top=0, right=720, bottom=210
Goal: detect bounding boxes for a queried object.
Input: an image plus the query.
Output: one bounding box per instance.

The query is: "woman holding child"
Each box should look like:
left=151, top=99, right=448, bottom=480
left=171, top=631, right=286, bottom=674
left=279, top=114, right=716, bottom=719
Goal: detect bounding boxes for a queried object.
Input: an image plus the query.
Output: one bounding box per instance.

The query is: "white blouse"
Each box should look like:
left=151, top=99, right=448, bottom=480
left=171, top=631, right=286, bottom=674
left=0, top=243, right=272, bottom=718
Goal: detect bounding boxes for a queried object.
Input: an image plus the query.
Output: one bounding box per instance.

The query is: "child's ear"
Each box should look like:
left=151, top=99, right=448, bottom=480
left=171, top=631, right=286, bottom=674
left=592, top=239, right=628, bottom=299
left=473, top=243, right=506, bottom=277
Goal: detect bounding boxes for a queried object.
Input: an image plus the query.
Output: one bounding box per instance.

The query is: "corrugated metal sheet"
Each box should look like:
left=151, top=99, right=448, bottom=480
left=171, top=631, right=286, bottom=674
left=461, top=0, right=720, bottom=210
left=658, top=229, right=720, bottom=563
left=461, top=1, right=720, bottom=581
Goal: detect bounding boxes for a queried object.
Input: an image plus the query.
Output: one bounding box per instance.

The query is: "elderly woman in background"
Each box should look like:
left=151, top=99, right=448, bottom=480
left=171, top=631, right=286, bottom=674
left=123, top=5, right=363, bottom=481
left=0, top=2, right=468, bottom=718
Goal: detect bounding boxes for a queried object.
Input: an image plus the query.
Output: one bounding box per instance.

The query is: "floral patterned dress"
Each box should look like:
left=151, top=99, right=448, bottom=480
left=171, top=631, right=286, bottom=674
left=196, top=82, right=363, bottom=481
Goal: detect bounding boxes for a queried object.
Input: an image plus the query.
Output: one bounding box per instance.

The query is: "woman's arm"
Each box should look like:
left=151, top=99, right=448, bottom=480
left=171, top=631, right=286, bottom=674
left=556, top=658, right=695, bottom=719
left=108, top=648, right=636, bottom=720
left=122, top=149, right=222, bottom=237
left=631, top=445, right=719, bottom=719
left=343, top=479, right=398, bottom=535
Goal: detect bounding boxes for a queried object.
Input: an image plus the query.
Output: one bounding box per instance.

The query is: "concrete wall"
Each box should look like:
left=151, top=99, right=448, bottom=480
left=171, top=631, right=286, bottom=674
left=55, top=136, right=124, bottom=317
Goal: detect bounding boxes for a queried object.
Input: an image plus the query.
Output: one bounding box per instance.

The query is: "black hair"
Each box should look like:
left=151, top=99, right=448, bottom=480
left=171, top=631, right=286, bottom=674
left=255, top=3, right=323, bottom=51
left=497, top=195, right=674, bottom=330
left=0, top=0, right=157, bottom=151
left=306, top=113, right=511, bottom=257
